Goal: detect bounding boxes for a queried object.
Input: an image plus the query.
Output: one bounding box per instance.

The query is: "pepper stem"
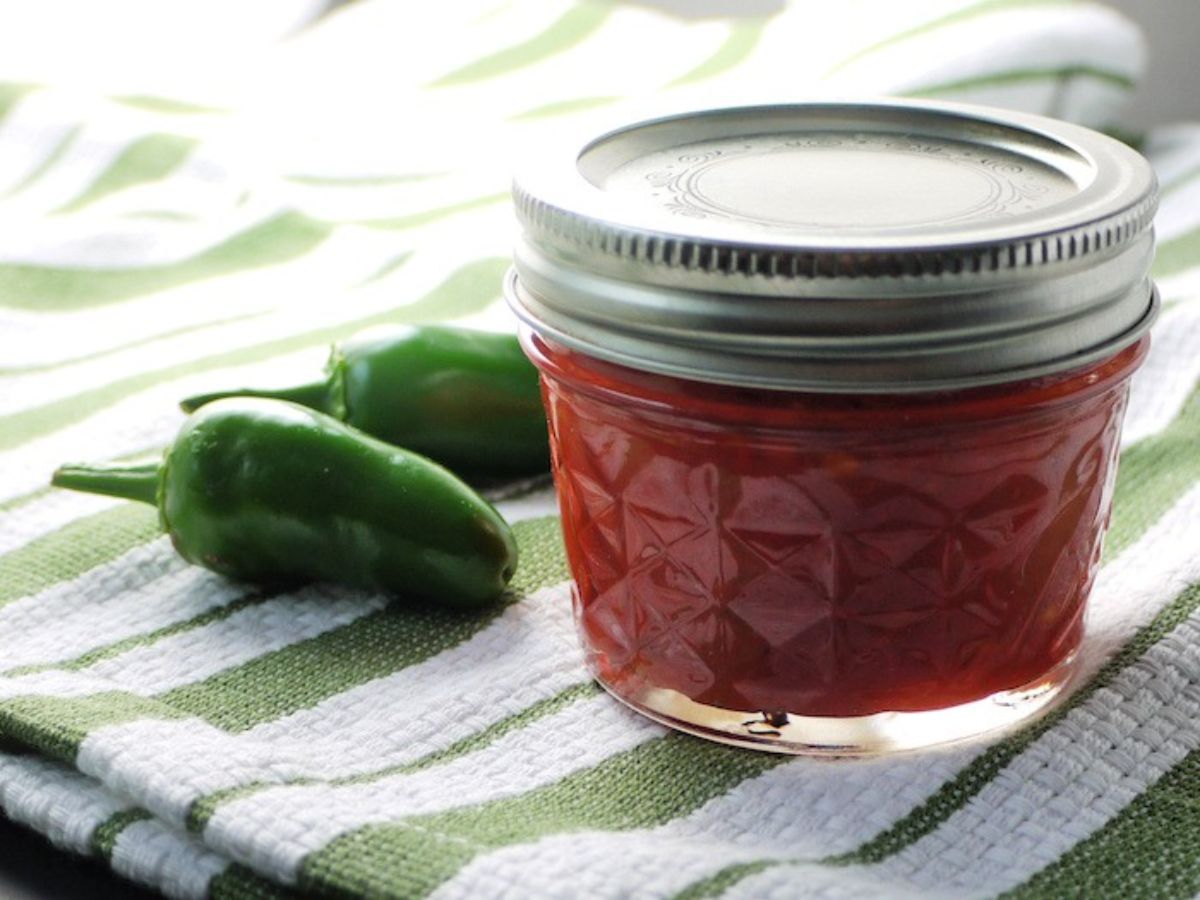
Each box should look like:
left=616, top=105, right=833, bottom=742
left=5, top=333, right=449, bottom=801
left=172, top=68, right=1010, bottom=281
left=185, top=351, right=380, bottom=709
left=51, top=461, right=161, bottom=506
left=178, top=378, right=333, bottom=415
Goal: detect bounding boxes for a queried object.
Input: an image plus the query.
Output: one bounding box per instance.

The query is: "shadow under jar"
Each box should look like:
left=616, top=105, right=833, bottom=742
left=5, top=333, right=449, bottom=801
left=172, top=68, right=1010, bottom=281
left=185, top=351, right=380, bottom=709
left=506, top=100, right=1159, bottom=755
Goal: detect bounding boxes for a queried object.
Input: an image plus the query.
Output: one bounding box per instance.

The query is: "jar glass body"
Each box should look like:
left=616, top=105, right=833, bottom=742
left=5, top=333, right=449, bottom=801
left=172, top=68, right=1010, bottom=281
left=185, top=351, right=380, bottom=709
left=523, top=331, right=1147, bottom=753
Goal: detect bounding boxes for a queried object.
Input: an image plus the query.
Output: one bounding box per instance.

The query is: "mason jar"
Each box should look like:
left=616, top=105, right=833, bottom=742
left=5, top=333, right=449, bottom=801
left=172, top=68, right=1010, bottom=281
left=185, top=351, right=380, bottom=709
left=505, top=100, right=1157, bottom=755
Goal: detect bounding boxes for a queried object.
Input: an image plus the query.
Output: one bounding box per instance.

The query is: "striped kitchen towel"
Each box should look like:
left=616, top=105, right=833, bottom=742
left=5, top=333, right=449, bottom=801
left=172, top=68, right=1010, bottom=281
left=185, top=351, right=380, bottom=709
left=2, top=1, right=1200, bottom=897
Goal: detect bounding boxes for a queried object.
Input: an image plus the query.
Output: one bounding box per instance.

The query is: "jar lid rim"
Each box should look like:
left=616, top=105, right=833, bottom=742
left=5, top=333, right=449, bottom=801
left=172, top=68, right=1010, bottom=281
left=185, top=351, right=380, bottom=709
left=514, top=99, right=1157, bottom=282
left=509, top=100, right=1159, bottom=392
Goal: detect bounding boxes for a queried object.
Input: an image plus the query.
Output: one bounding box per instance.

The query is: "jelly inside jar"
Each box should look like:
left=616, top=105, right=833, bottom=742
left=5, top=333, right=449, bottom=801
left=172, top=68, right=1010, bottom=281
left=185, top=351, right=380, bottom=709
left=526, top=333, right=1146, bottom=720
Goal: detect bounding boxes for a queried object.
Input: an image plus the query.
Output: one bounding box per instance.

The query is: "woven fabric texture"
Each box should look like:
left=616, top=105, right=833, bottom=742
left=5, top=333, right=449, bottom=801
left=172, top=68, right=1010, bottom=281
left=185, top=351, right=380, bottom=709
left=1, top=1, right=1199, bottom=897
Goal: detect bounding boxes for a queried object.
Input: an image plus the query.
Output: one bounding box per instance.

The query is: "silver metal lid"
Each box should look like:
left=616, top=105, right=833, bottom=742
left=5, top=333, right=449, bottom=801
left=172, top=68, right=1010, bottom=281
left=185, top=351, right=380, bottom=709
left=507, top=99, right=1158, bottom=393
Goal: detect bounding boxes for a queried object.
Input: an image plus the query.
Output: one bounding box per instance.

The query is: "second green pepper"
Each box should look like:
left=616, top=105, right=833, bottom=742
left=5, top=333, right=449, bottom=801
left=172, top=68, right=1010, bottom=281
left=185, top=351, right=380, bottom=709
left=180, top=325, right=550, bottom=479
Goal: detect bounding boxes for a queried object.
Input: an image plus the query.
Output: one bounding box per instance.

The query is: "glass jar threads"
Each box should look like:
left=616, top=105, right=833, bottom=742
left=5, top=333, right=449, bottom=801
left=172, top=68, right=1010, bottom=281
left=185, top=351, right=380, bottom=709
left=506, top=100, right=1158, bottom=755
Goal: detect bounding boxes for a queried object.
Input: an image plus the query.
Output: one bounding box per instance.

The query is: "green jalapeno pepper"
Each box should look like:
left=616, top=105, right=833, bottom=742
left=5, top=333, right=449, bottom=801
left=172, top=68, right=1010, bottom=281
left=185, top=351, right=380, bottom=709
left=51, top=398, right=518, bottom=608
left=180, top=325, right=550, bottom=480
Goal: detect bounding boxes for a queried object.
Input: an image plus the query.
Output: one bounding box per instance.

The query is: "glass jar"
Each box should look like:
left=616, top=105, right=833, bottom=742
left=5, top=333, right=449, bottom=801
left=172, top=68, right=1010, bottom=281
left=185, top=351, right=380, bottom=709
left=506, top=100, right=1158, bottom=754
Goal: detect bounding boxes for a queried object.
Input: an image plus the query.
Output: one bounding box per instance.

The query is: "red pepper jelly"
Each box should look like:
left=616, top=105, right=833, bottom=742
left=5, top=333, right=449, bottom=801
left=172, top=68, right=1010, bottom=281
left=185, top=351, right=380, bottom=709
left=506, top=101, right=1158, bottom=754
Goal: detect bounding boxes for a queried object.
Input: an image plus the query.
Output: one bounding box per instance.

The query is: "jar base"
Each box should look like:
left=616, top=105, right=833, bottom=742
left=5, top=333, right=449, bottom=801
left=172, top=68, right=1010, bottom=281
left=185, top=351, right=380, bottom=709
left=595, top=653, right=1077, bottom=757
